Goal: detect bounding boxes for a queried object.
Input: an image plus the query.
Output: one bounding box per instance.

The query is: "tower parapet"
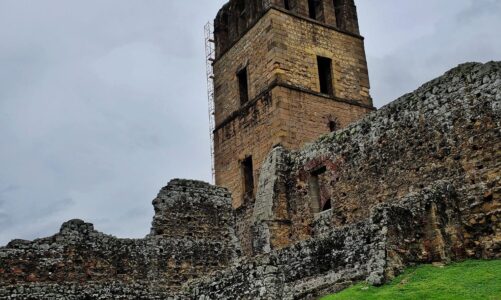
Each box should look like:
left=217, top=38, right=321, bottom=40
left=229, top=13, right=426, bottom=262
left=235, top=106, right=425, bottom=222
left=214, top=0, right=361, bottom=59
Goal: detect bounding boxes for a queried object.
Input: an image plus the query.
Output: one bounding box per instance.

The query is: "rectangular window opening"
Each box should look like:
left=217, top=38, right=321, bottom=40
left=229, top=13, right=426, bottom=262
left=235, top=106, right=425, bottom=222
left=308, top=0, right=318, bottom=19
left=242, top=156, right=254, bottom=200
left=236, top=0, right=247, bottom=34
left=284, top=0, right=290, bottom=10
left=328, top=120, right=338, bottom=132
left=309, top=166, right=331, bottom=213
left=317, top=56, right=334, bottom=95
left=333, top=0, right=343, bottom=28
left=237, top=67, right=249, bottom=105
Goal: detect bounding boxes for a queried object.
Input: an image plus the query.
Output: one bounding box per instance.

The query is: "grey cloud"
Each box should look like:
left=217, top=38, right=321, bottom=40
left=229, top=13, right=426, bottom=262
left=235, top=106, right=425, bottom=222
left=0, top=185, right=19, bottom=195
left=0, top=213, right=11, bottom=229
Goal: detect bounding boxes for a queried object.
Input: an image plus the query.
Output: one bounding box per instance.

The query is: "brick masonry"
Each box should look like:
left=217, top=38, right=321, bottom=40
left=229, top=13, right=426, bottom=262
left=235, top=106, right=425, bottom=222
left=212, top=1, right=374, bottom=254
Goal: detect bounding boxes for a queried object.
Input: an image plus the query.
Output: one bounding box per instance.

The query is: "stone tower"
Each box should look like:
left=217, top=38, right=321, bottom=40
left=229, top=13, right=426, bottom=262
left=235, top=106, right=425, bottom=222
left=213, top=0, right=374, bottom=210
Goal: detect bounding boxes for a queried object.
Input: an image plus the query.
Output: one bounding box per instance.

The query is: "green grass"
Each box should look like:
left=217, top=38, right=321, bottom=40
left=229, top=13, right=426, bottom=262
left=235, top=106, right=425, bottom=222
left=321, top=260, right=501, bottom=300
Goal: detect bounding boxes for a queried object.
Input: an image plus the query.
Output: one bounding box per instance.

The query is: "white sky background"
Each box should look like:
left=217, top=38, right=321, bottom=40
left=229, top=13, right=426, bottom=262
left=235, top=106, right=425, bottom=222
left=0, top=0, right=500, bottom=245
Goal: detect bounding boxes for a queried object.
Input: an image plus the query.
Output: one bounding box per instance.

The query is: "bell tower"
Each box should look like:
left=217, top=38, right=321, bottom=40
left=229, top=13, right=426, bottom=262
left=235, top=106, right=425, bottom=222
left=212, top=0, right=374, bottom=252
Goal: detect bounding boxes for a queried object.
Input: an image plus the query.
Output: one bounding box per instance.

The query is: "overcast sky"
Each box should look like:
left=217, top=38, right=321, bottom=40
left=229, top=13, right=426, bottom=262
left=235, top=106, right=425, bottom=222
left=1, top=0, right=500, bottom=245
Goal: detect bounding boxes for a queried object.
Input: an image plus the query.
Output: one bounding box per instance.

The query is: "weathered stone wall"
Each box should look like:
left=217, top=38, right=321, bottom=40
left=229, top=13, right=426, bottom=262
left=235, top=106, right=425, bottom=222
left=188, top=207, right=385, bottom=300
left=213, top=6, right=374, bottom=214
left=252, top=62, right=500, bottom=256
left=214, top=85, right=372, bottom=254
left=270, top=11, right=370, bottom=104
left=150, top=180, right=238, bottom=245
left=213, top=90, right=277, bottom=210
left=0, top=180, right=238, bottom=299
left=213, top=9, right=274, bottom=125
left=3, top=181, right=492, bottom=299
left=189, top=180, right=484, bottom=300
left=272, top=86, right=372, bottom=149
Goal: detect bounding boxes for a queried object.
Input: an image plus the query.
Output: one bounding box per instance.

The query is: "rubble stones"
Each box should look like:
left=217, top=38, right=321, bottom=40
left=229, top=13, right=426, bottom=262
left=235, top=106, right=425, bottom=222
left=0, top=179, right=237, bottom=299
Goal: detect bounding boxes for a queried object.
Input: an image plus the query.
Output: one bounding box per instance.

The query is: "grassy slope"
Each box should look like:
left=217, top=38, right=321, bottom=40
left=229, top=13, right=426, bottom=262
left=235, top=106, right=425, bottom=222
left=321, top=260, right=501, bottom=300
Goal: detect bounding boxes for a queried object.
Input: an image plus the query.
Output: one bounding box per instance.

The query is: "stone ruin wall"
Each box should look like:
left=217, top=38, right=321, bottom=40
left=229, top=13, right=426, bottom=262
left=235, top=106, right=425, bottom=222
left=0, top=62, right=500, bottom=299
left=189, top=181, right=462, bottom=300
left=0, top=180, right=239, bottom=299
left=251, top=61, right=501, bottom=257
left=190, top=62, right=501, bottom=299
